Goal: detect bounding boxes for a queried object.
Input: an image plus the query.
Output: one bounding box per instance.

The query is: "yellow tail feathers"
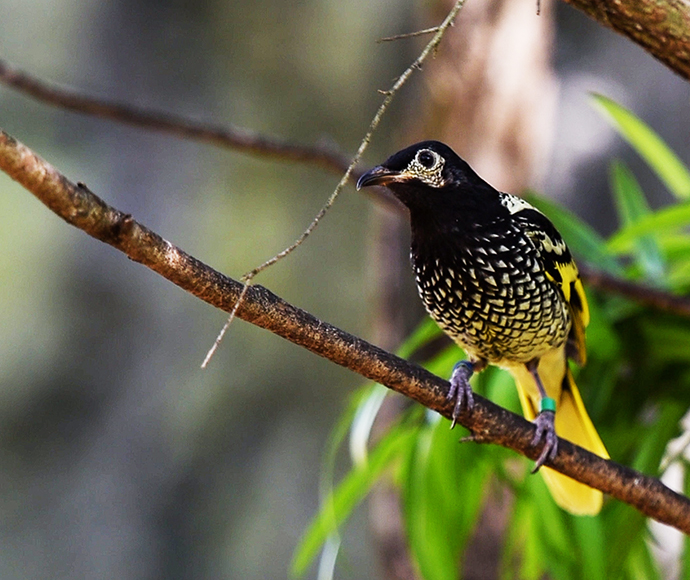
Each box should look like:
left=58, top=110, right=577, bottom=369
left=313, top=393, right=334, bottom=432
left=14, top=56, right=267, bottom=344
left=509, top=352, right=609, bottom=516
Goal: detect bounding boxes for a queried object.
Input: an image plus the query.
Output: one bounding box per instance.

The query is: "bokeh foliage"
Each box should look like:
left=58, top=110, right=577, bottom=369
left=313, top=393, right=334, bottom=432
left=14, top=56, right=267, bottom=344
left=293, top=96, right=690, bottom=580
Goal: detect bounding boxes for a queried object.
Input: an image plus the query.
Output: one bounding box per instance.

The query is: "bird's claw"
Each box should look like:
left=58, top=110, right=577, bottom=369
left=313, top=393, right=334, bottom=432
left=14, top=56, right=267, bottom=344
left=448, top=361, right=475, bottom=429
left=531, top=410, right=558, bottom=472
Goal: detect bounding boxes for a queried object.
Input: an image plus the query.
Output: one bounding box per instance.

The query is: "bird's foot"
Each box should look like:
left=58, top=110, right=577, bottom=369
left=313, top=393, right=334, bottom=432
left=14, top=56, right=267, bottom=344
left=531, top=410, right=558, bottom=472
left=448, top=361, right=475, bottom=429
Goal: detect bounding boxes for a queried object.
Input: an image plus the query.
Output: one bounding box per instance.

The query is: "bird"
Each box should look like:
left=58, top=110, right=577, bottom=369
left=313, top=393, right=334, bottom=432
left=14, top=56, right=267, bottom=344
left=357, top=140, right=609, bottom=515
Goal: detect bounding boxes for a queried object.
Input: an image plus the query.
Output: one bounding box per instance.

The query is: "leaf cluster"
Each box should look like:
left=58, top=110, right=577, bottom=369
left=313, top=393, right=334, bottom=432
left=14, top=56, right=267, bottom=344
left=293, top=95, right=690, bottom=580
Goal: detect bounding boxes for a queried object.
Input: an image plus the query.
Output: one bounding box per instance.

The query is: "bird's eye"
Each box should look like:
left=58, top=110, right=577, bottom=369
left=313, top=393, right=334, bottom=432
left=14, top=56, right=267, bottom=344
left=416, top=149, right=439, bottom=169
left=406, top=147, right=445, bottom=187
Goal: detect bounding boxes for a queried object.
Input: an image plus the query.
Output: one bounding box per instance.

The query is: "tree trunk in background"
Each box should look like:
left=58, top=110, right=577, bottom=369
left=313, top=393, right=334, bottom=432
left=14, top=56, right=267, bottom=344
left=368, top=0, right=558, bottom=578
left=413, top=0, right=557, bottom=193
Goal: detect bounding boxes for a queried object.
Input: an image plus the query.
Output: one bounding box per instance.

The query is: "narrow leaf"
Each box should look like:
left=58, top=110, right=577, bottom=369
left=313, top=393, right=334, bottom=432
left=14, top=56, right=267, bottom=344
left=573, top=517, right=607, bottom=580
left=591, top=93, right=690, bottom=200
left=607, top=201, right=690, bottom=254
left=349, top=384, right=387, bottom=465
left=291, top=425, right=417, bottom=577
left=631, top=401, right=685, bottom=475
left=609, top=159, right=666, bottom=281
left=402, top=418, right=490, bottom=580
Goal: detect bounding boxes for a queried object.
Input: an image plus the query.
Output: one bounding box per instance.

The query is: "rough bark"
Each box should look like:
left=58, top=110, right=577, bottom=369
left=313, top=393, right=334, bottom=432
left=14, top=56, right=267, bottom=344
left=561, top=0, right=690, bottom=81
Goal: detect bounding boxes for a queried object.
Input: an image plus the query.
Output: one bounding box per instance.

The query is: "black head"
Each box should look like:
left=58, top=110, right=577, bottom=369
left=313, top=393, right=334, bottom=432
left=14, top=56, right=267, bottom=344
left=357, top=141, right=494, bottom=213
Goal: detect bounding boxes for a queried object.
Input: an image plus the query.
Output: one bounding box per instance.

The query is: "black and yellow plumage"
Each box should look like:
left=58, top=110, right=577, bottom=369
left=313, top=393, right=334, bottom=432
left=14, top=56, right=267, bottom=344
left=358, top=141, right=608, bottom=515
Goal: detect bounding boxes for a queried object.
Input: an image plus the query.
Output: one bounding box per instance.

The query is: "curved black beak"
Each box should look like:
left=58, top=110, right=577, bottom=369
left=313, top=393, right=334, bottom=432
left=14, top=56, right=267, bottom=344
left=356, top=166, right=400, bottom=190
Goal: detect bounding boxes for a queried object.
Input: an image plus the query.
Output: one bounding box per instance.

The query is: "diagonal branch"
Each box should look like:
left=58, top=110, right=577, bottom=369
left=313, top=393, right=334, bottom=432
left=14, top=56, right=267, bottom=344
left=2, top=127, right=690, bottom=534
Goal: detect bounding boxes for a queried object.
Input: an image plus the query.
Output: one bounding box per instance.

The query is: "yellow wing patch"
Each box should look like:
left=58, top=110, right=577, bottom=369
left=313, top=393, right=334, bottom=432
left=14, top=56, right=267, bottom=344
left=572, top=276, right=590, bottom=327
left=525, top=225, right=589, bottom=365
left=544, top=260, right=589, bottom=365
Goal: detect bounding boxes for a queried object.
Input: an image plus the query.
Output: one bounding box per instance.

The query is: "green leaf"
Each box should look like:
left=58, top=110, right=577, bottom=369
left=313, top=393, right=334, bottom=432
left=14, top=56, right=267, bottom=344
left=591, top=93, right=690, bottom=200
left=502, top=499, right=549, bottom=580
left=610, top=160, right=650, bottom=226
left=290, top=424, right=417, bottom=577
left=609, top=159, right=666, bottom=281
left=631, top=401, right=685, bottom=475
left=607, top=201, right=690, bottom=254
left=348, top=384, right=388, bottom=466
left=521, top=504, right=546, bottom=580
left=573, top=517, right=607, bottom=580
left=660, top=233, right=690, bottom=261
left=584, top=292, right=621, bottom=361
left=323, top=386, right=372, bottom=480
left=624, top=537, right=662, bottom=580
left=524, top=193, right=623, bottom=275
left=668, top=261, right=690, bottom=291
left=402, top=418, right=490, bottom=580
left=311, top=386, right=375, bottom=580
left=608, top=515, right=650, bottom=580
left=482, top=365, right=521, bottom=413
left=528, top=476, right=571, bottom=559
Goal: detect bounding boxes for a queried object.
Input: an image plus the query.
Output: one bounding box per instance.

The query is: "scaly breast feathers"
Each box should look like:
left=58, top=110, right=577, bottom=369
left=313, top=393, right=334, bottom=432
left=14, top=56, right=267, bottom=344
left=413, top=227, right=570, bottom=363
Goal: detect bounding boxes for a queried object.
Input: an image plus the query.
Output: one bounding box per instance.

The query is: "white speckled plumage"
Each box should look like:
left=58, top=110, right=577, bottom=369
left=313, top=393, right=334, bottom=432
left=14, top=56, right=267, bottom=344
left=357, top=140, right=609, bottom=515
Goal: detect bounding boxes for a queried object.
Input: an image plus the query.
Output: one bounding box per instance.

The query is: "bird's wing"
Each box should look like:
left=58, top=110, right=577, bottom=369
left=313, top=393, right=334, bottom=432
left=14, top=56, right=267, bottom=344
left=509, top=204, right=590, bottom=366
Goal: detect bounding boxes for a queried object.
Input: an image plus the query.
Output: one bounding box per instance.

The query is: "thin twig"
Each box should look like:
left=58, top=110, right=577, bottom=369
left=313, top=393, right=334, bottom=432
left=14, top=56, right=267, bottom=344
left=244, top=0, right=467, bottom=280
left=3, top=127, right=690, bottom=533
left=0, top=59, right=406, bottom=212
left=200, top=279, right=251, bottom=369
left=377, top=27, right=442, bottom=43
left=201, top=0, right=467, bottom=365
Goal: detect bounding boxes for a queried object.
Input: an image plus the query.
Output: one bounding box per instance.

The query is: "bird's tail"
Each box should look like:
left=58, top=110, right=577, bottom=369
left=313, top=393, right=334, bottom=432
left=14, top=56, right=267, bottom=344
left=509, top=353, right=609, bottom=516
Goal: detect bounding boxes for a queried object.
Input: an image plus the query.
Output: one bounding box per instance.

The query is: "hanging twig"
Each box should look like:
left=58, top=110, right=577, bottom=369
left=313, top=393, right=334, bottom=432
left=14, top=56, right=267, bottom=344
left=377, top=26, right=442, bottom=43
left=242, top=0, right=467, bottom=280
left=201, top=0, right=467, bottom=364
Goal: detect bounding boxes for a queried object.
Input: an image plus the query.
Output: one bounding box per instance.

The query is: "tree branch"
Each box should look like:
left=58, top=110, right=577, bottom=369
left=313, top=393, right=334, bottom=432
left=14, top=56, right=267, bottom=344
left=0, top=58, right=406, bottom=214
left=561, top=0, right=690, bottom=81
left=579, top=263, right=690, bottom=317
left=2, top=127, right=690, bottom=533
left=0, top=59, right=353, bottom=175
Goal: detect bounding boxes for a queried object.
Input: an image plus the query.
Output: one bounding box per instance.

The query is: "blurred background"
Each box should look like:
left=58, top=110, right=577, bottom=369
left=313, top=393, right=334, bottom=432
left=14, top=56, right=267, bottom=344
left=0, top=0, right=688, bottom=578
